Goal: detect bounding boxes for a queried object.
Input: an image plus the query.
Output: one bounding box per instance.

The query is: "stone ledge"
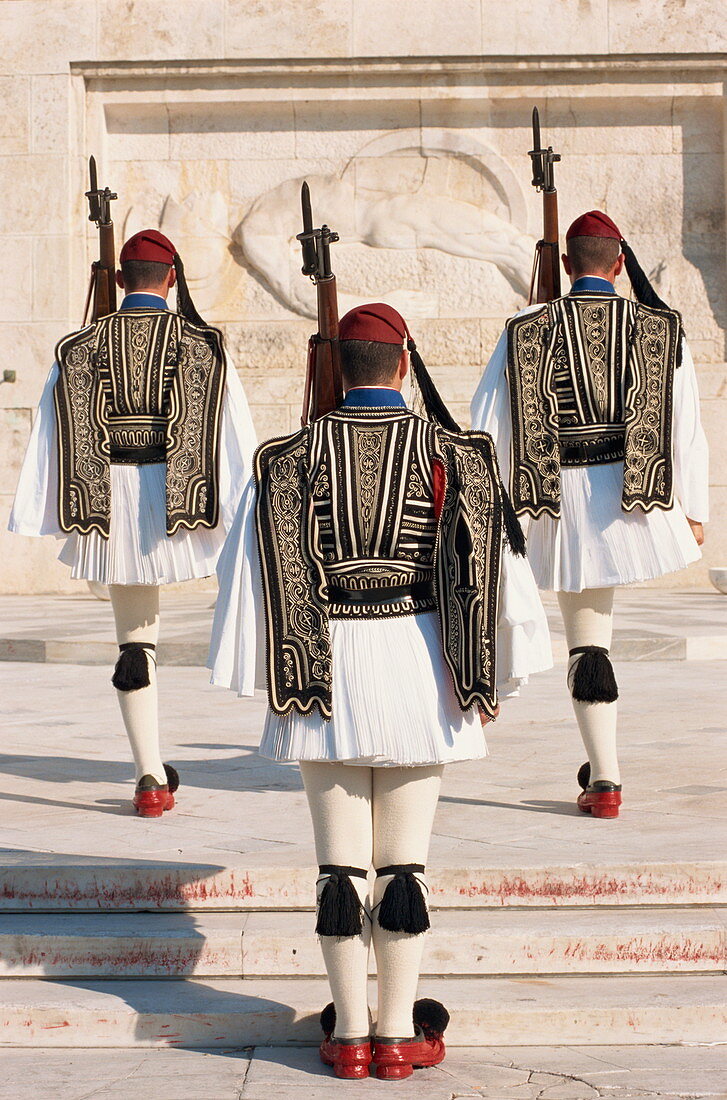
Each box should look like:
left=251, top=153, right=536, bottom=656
left=0, top=974, right=725, bottom=1047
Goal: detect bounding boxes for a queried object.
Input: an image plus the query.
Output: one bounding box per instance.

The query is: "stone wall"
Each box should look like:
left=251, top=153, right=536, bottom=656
left=1, top=1, right=725, bottom=592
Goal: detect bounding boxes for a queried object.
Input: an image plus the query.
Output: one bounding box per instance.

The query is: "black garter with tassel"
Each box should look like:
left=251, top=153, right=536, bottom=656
left=376, top=863, right=430, bottom=935
left=111, top=642, right=156, bottom=692
left=570, top=646, right=619, bottom=704
left=315, top=865, right=366, bottom=937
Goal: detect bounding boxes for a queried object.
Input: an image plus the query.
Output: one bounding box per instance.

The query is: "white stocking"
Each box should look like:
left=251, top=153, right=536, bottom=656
left=299, top=761, right=373, bottom=1039
left=558, top=587, right=619, bottom=785
left=109, top=585, right=165, bottom=786
left=371, top=765, right=443, bottom=1039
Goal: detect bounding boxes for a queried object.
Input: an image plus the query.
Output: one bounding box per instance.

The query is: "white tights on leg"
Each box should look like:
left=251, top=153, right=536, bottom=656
left=371, top=765, right=443, bottom=1038
left=558, top=587, right=619, bottom=785
left=109, top=585, right=165, bottom=785
left=299, top=761, right=443, bottom=1040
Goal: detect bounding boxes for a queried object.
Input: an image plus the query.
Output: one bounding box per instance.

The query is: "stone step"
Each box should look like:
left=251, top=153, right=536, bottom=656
left=0, top=974, right=724, bottom=1047
left=2, top=859, right=725, bottom=911
left=1, top=909, right=724, bottom=980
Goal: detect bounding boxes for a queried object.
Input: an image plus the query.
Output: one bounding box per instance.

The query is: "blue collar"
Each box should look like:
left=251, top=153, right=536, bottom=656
left=342, top=387, right=406, bottom=408
left=119, top=292, right=168, bottom=310
left=570, top=276, right=615, bottom=295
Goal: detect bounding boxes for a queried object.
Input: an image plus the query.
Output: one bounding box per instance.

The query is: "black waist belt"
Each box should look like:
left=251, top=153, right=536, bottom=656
left=110, top=445, right=166, bottom=465
left=559, top=432, right=625, bottom=467
left=327, top=581, right=435, bottom=607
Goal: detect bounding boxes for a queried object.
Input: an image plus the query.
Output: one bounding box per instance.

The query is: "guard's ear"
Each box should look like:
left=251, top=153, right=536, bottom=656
left=115, top=269, right=125, bottom=289
left=398, top=347, right=409, bottom=382
left=562, top=253, right=572, bottom=276
left=167, top=266, right=177, bottom=290
left=614, top=253, right=625, bottom=278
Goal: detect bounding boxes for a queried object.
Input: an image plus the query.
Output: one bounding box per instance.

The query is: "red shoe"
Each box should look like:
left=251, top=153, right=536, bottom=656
left=319, top=1035, right=372, bottom=1079
left=133, top=764, right=179, bottom=818
left=576, top=762, right=622, bottom=819
left=372, top=1027, right=446, bottom=1080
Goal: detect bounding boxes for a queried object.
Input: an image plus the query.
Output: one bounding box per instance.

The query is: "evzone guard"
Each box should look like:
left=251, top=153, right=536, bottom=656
left=10, top=222, right=256, bottom=816
left=472, top=209, right=709, bottom=817
left=209, top=184, right=552, bottom=1082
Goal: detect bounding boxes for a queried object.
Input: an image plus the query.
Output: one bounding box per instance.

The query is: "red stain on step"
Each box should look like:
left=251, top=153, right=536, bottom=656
left=42, top=1022, right=70, bottom=1028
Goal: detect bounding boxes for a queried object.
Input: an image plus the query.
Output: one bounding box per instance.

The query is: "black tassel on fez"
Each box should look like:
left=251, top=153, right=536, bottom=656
left=315, top=871, right=364, bottom=937
left=377, top=868, right=430, bottom=935
left=501, top=485, right=527, bottom=557
left=570, top=646, right=619, bottom=704
left=111, top=643, right=153, bottom=692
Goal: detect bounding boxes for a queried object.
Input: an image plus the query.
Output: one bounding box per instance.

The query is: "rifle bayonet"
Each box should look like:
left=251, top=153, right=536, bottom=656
left=528, top=107, right=562, bottom=303
left=296, top=181, right=342, bottom=424
left=83, top=156, right=118, bottom=322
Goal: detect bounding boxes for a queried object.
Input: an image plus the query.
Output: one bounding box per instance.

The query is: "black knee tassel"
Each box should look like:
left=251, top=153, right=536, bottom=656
left=570, top=646, right=619, bottom=704
left=376, top=864, right=430, bottom=934
left=315, top=865, right=366, bottom=937
left=112, top=643, right=155, bottom=692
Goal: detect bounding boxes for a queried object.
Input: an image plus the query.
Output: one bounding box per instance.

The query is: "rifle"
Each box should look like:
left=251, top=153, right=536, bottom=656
left=83, top=156, right=118, bottom=323
left=528, top=107, right=562, bottom=304
left=296, top=181, right=343, bottom=424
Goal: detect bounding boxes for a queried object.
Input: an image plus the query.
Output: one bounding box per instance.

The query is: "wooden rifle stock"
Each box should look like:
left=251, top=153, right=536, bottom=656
left=297, top=182, right=343, bottom=424
left=84, top=156, right=118, bottom=323
left=528, top=107, right=562, bottom=304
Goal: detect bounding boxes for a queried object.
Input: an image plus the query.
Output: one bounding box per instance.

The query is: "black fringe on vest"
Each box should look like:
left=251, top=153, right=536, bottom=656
left=376, top=864, right=430, bottom=935
left=570, top=646, right=619, bottom=704
left=501, top=484, right=527, bottom=557
left=112, top=643, right=155, bottom=692
left=315, top=866, right=365, bottom=937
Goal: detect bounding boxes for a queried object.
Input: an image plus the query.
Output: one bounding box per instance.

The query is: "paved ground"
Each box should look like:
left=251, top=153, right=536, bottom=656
left=1, top=1044, right=726, bottom=1099
left=1, top=653, right=725, bottom=872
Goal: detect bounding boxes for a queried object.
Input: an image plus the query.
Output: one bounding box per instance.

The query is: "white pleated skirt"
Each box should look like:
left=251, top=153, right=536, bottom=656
left=58, top=463, right=226, bottom=586
left=527, top=461, right=701, bottom=593
left=258, top=611, right=486, bottom=767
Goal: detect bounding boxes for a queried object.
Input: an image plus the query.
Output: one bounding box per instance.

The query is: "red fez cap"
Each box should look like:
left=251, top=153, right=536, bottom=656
left=566, top=210, right=622, bottom=242
left=119, top=229, right=176, bottom=265
left=338, top=303, right=409, bottom=345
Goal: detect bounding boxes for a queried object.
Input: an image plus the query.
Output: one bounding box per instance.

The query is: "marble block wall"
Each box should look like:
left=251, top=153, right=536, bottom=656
left=1, top=0, right=725, bottom=593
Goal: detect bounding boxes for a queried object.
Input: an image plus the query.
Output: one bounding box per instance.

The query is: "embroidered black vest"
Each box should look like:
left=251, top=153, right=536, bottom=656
left=255, top=407, right=504, bottom=720
left=53, top=308, right=226, bottom=537
left=506, top=293, right=681, bottom=518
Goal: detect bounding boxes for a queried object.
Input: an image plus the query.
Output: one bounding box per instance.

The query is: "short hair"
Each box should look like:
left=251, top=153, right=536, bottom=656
left=340, top=340, right=402, bottom=389
left=121, top=259, right=171, bottom=292
left=566, top=235, right=621, bottom=277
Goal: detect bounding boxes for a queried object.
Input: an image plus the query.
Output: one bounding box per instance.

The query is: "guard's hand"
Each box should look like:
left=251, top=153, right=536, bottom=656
left=687, top=518, right=705, bottom=546
left=479, top=704, right=500, bottom=726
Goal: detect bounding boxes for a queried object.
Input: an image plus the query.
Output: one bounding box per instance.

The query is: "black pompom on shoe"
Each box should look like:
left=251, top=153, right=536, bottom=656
left=320, top=1002, right=336, bottom=1038
left=163, top=763, right=180, bottom=794
left=577, top=761, right=591, bottom=791
left=413, top=998, right=450, bottom=1041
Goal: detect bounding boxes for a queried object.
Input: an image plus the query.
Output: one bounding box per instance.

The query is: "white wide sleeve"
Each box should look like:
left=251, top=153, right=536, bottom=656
left=207, top=475, right=266, bottom=696
left=8, top=363, right=63, bottom=537
left=672, top=339, right=709, bottom=523
left=470, top=328, right=512, bottom=485
left=217, top=355, right=258, bottom=533
left=496, top=543, right=553, bottom=698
